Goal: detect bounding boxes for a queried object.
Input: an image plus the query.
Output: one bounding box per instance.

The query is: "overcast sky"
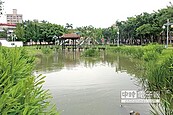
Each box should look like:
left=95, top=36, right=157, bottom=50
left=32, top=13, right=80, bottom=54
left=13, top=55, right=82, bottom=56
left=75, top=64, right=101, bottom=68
left=2, top=0, right=172, bottom=28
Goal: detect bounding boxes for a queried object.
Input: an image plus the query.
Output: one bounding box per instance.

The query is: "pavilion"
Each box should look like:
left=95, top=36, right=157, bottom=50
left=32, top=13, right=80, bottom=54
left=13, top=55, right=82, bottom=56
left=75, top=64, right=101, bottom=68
left=60, top=33, right=80, bottom=50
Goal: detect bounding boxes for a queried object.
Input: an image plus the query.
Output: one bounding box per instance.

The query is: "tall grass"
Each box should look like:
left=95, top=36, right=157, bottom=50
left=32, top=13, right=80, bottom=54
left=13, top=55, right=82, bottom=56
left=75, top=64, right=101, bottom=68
left=0, top=47, right=58, bottom=114
left=108, top=44, right=164, bottom=61
left=144, top=55, right=173, bottom=115
left=108, top=44, right=173, bottom=114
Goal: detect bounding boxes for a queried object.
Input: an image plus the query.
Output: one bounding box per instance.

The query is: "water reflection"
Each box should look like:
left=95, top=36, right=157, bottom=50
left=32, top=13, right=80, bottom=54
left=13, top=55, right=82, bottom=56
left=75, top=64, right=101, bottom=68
left=35, top=51, right=142, bottom=76
left=35, top=51, right=150, bottom=115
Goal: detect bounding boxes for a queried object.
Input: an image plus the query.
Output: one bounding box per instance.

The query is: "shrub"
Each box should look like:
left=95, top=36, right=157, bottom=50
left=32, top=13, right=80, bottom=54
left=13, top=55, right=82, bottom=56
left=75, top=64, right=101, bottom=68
left=143, top=51, right=159, bottom=62
left=82, top=49, right=99, bottom=57
left=0, top=47, right=58, bottom=114
left=41, top=47, right=52, bottom=54
left=145, top=55, right=173, bottom=115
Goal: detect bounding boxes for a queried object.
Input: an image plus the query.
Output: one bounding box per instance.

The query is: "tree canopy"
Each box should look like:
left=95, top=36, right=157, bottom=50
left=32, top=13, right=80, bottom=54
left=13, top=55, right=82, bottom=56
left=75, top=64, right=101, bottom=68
left=13, top=3, right=173, bottom=45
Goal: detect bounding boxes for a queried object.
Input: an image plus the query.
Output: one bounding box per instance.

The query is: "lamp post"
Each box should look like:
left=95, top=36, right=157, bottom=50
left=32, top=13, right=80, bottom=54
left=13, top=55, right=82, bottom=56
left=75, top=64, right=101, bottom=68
left=162, top=19, right=173, bottom=48
left=13, top=34, right=16, bottom=41
left=53, top=35, right=57, bottom=46
left=11, top=34, right=16, bottom=41
left=117, top=27, right=119, bottom=47
left=30, top=39, right=32, bottom=46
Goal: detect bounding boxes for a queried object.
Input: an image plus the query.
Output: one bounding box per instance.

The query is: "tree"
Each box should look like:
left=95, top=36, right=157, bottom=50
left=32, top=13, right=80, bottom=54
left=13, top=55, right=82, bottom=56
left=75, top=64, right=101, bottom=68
left=0, top=28, right=7, bottom=38
left=14, top=23, right=25, bottom=42
left=65, top=23, right=73, bottom=29
left=115, top=4, right=173, bottom=45
left=17, top=20, right=65, bottom=45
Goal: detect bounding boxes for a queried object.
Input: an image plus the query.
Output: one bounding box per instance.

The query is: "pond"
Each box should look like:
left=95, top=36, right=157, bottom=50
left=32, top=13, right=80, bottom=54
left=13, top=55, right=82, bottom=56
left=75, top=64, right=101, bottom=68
left=35, top=51, right=151, bottom=115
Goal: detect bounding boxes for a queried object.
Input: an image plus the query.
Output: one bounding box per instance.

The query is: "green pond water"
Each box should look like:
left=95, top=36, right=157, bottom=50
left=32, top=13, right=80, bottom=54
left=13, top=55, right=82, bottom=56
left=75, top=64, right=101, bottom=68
left=35, top=51, right=151, bottom=115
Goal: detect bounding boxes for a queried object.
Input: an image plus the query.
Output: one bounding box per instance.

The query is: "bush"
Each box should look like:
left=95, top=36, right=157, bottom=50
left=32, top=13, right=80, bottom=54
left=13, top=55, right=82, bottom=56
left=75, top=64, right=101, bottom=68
left=144, top=44, right=164, bottom=54
left=144, top=55, right=173, bottom=114
left=41, top=47, right=52, bottom=54
left=143, top=51, right=159, bottom=62
left=82, top=49, right=99, bottom=57
left=0, top=47, right=58, bottom=114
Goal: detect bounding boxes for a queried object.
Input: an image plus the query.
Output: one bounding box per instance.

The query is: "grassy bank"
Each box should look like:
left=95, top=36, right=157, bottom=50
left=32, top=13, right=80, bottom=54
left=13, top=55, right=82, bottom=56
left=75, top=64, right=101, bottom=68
left=24, top=46, right=54, bottom=56
left=23, top=46, right=56, bottom=64
left=0, top=47, right=58, bottom=114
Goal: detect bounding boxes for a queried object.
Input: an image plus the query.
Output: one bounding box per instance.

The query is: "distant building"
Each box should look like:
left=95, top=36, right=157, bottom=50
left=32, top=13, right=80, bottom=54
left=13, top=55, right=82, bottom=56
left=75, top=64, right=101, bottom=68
left=0, top=23, right=16, bottom=38
left=6, top=9, right=23, bottom=24
left=0, top=39, right=23, bottom=47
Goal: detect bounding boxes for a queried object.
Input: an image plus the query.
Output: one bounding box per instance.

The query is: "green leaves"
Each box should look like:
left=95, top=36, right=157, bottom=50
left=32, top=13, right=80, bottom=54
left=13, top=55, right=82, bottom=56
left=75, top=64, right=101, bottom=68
left=115, top=4, right=173, bottom=45
left=15, top=20, right=65, bottom=44
left=14, top=23, right=25, bottom=42
left=82, top=48, right=99, bottom=57
left=0, top=47, right=58, bottom=114
left=111, top=45, right=173, bottom=114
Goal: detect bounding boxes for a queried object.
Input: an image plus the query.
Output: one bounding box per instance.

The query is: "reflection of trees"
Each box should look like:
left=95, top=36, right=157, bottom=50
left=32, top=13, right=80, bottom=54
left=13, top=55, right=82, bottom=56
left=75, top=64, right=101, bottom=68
left=35, top=51, right=82, bottom=72
left=63, top=51, right=80, bottom=69
left=82, top=57, right=100, bottom=68
left=35, top=53, right=64, bottom=73
left=102, top=52, right=143, bottom=77
left=114, top=55, right=144, bottom=77
left=35, top=51, right=143, bottom=77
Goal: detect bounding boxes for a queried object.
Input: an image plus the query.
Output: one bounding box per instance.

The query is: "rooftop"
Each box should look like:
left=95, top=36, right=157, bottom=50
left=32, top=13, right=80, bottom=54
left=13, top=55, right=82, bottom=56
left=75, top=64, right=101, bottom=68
left=61, top=33, right=80, bottom=39
left=0, top=23, right=16, bottom=27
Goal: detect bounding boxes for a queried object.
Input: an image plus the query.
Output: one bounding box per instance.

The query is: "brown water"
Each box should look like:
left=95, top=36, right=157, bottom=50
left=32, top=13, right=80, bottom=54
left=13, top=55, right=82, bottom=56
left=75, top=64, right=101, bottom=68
left=35, top=51, right=150, bottom=115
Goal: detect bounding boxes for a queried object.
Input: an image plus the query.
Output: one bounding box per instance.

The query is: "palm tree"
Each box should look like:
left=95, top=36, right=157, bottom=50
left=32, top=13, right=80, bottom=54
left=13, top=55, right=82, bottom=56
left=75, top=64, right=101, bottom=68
left=65, top=23, right=73, bottom=29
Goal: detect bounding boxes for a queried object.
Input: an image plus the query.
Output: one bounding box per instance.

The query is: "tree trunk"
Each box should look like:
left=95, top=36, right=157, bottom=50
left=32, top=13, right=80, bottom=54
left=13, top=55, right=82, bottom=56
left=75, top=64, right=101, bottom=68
left=140, top=35, right=143, bottom=45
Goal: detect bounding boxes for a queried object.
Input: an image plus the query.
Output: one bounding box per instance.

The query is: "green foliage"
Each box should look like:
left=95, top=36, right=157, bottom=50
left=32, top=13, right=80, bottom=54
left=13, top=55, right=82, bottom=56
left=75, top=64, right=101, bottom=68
left=76, top=26, right=104, bottom=45
left=142, top=44, right=164, bottom=62
left=0, top=29, right=7, bottom=38
left=41, top=47, right=52, bottom=54
left=108, top=46, right=144, bottom=59
left=144, top=55, right=173, bottom=114
left=110, top=44, right=173, bottom=114
left=109, top=44, right=164, bottom=60
left=12, top=3, right=173, bottom=46
left=115, top=4, right=173, bottom=45
left=144, top=44, right=164, bottom=54
left=82, top=49, right=99, bottom=57
left=14, top=23, right=25, bottom=42
left=16, top=20, right=65, bottom=44
left=143, top=51, right=159, bottom=62
left=0, top=47, right=58, bottom=114
left=136, top=24, right=152, bottom=35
